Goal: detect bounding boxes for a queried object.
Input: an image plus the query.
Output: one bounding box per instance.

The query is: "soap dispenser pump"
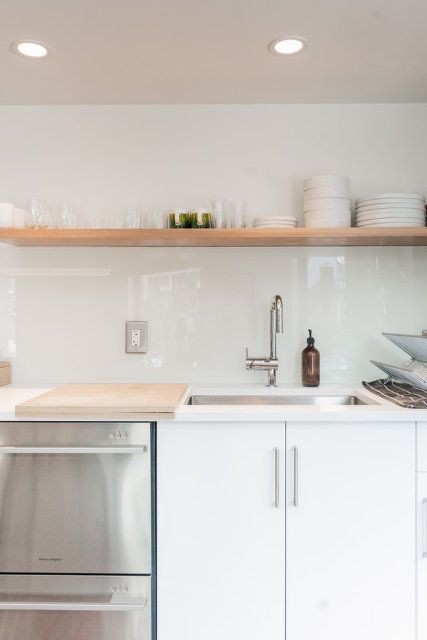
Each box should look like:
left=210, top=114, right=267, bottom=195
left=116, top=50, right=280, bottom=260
left=302, top=329, right=320, bottom=387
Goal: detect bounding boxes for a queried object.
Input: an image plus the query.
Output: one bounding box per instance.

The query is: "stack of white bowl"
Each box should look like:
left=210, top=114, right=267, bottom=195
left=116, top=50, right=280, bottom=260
left=303, top=175, right=351, bottom=228
left=253, top=216, right=297, bottom=229
left=355, top=193, right=426, bottom=227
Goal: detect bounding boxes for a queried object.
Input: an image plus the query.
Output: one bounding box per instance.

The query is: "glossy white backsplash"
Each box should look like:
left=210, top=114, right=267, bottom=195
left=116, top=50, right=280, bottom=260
left=0, top=246, right=426, bottom=385
left=0, top=103, right=426, bottom=384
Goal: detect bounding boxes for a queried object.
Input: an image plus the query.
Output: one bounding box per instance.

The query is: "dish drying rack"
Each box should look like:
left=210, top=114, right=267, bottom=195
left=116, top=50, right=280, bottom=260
left=371, top=332, right=427, bottom=391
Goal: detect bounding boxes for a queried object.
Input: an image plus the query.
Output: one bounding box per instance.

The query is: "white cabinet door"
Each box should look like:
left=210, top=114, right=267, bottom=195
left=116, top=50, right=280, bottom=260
left=417, top=473, right=427, bottom=639
left=157, top=421, right=285, bottom=640
left=286, top=421, right=415, bottom=640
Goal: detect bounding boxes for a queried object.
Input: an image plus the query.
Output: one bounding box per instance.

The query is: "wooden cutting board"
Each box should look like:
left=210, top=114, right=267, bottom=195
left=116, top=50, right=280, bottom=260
left=15, top=383, right=188, bottom=419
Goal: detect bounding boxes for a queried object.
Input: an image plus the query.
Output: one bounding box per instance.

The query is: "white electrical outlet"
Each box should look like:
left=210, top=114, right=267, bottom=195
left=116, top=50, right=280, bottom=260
left=131, top=329, right=141, bottom=347
left=126, top=321, right=148, bottom=353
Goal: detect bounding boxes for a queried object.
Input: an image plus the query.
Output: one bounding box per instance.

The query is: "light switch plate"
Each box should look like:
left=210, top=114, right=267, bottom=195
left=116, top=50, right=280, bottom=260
left=126, top=321, right=148, bottom=353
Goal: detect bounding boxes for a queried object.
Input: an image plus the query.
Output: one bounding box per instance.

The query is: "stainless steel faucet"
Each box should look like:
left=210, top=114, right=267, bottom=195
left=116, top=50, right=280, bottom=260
left=246, top=294, right=284, bottom=386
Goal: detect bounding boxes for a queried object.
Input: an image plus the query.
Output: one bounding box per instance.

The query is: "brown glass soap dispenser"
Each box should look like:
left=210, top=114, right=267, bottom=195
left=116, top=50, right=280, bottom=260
left=302, top=329, right=320, bottom=387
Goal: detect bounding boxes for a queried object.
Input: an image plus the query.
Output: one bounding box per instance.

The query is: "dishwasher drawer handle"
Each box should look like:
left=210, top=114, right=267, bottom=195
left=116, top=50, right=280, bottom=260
left=0, top=598, right=148, bottom=611
left=0, top=446, right=148, bottom=454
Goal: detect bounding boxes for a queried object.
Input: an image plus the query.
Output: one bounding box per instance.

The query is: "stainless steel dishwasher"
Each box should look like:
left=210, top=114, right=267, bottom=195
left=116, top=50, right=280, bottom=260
left=0, top=421, right=155, bottom=640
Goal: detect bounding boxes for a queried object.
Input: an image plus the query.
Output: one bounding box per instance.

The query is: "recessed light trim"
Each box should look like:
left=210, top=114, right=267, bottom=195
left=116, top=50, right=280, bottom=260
left=268, top=37, right=307, bottom=56
left=12, top=40, right=49, bottom=58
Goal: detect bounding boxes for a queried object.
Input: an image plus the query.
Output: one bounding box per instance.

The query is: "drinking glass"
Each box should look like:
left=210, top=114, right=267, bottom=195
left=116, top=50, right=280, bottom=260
left=143, top=211, right=164, bottom=229
left=28, top=197, right=49, bottom=228
left=211, top=199, right=225, bottom=228
left=226, top=200, right=246, bottom=228
left=125, top=208, right=142, bottom=229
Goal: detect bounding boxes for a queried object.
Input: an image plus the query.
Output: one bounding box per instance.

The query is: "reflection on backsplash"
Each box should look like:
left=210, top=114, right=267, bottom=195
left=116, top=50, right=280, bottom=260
left=0, top=245, right=426, bottom=385
left=0, top=277, right=15, bottom=359
left=127, top=267, right=201, bottom=368
left=307, top=257, right=348, bottom=377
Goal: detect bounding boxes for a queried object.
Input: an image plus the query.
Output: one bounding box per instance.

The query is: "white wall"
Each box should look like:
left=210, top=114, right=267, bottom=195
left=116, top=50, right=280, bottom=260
left=0, top=104, right=426, bottom=385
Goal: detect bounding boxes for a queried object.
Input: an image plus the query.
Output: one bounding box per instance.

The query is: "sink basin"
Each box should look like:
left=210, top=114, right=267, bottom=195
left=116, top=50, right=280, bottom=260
left=186, top=394, right=377, bottom=406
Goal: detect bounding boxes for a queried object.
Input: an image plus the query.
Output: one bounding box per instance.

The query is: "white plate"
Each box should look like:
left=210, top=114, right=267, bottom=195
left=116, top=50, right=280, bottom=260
left=356, top=198, right=425, bottom=205
left=356, top=207, right=425, bottom=216
left=356, top=213, right=425, bottom=221
left=356, top=216, right=425, bottom=224
left=356, top=192, right=424, bottom=201
left=356, top=195, right=425, bottom=205
left=356, top=218, right=425, bottom=226
left=303, top=175, right=350, bottom=191
left=355, top=202, right=425, bottom=212
left=356, top=221, right=425, bottom=227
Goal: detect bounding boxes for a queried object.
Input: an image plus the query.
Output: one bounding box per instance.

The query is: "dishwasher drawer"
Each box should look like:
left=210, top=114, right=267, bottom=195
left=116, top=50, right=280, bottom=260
left=0, top=575, right=151, bottom=640
left=0, top=422, right=152, bottom=574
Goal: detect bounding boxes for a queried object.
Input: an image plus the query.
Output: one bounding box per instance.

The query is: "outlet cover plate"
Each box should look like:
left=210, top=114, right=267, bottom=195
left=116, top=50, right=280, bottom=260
left=126, top=321, right=148, bottom=353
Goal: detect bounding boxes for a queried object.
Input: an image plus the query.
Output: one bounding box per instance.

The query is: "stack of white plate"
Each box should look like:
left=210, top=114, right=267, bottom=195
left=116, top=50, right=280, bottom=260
left=253, top=216, right=297, bottom=228
left=303, top=175, right=351, bottom=228
left=355, top=193, right=426, bottom=227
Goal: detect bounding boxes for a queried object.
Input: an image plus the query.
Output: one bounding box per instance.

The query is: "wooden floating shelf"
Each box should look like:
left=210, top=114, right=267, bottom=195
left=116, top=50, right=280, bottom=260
left=0, top=227, right=427, bottom=247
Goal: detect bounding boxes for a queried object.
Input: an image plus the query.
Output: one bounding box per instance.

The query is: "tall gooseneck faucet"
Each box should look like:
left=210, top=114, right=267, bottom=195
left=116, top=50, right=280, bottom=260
left=246, top=294, right=284, bottom=387
left=269, top=295, right=284, bottom=384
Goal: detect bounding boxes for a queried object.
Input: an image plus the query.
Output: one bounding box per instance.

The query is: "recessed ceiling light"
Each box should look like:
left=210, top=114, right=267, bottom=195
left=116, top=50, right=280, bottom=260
left=12, top=41, right=49, bottom=58
left=268, top=37, right=307, bottom=56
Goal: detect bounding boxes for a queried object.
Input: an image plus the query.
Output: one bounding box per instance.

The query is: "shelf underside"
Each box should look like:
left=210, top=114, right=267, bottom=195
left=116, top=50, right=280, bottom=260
left=1, top=227, right=427, bottom=247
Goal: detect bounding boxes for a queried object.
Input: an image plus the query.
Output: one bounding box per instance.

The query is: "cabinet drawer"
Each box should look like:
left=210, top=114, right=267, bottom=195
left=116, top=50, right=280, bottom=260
left=417, top=422, right=427, bottom=471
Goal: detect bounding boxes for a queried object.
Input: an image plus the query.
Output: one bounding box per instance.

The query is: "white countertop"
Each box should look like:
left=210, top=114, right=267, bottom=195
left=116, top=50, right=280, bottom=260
left=0, top=383, right=426, bottom=422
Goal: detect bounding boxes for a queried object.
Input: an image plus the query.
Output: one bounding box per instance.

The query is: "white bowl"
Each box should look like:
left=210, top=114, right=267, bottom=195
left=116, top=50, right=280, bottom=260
left=253, top=224, right=297, bottom=228
left=304, top=197, right=350, bottom=211
left=304, top=212, right=351, bottom=228
left=304, top=186, right=350, bottom=199
left=13, top=208, right=28, bottom=228
left=253, top=216, right=297, bottom=223
left=303, top=175, right=350, bottom=191
left=0, top=203, right=15, bottom=228
left=304, top=209, right=350, bottom=217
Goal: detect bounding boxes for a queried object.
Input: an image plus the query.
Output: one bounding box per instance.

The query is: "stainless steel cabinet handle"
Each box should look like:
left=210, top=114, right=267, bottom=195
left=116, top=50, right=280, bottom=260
left=422, top=498, right=427, bottom=558
left=292, top=446, right=299, bottom=507
left=0, top=446, right=148, bottom=454
left=274, top=447, right=280, bottom=508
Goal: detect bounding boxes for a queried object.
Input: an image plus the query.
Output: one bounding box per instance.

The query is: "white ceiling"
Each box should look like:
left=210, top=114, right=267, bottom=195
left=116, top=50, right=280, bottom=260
left=1, top=0, right=426, bottom=104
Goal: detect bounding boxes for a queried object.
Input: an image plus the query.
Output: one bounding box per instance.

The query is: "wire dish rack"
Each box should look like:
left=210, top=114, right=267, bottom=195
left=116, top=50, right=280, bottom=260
left=371, top=332, right=427, bottom=391
left=362, top=379, right=427, bottom=409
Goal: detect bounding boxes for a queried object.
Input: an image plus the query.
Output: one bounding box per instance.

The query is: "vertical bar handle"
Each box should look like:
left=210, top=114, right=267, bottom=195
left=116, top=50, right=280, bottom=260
left=422, top=498, right=427, bottom=558
left=274, top=447, right=280, bottom=508
left=292, top=446, right=299, bottom=507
